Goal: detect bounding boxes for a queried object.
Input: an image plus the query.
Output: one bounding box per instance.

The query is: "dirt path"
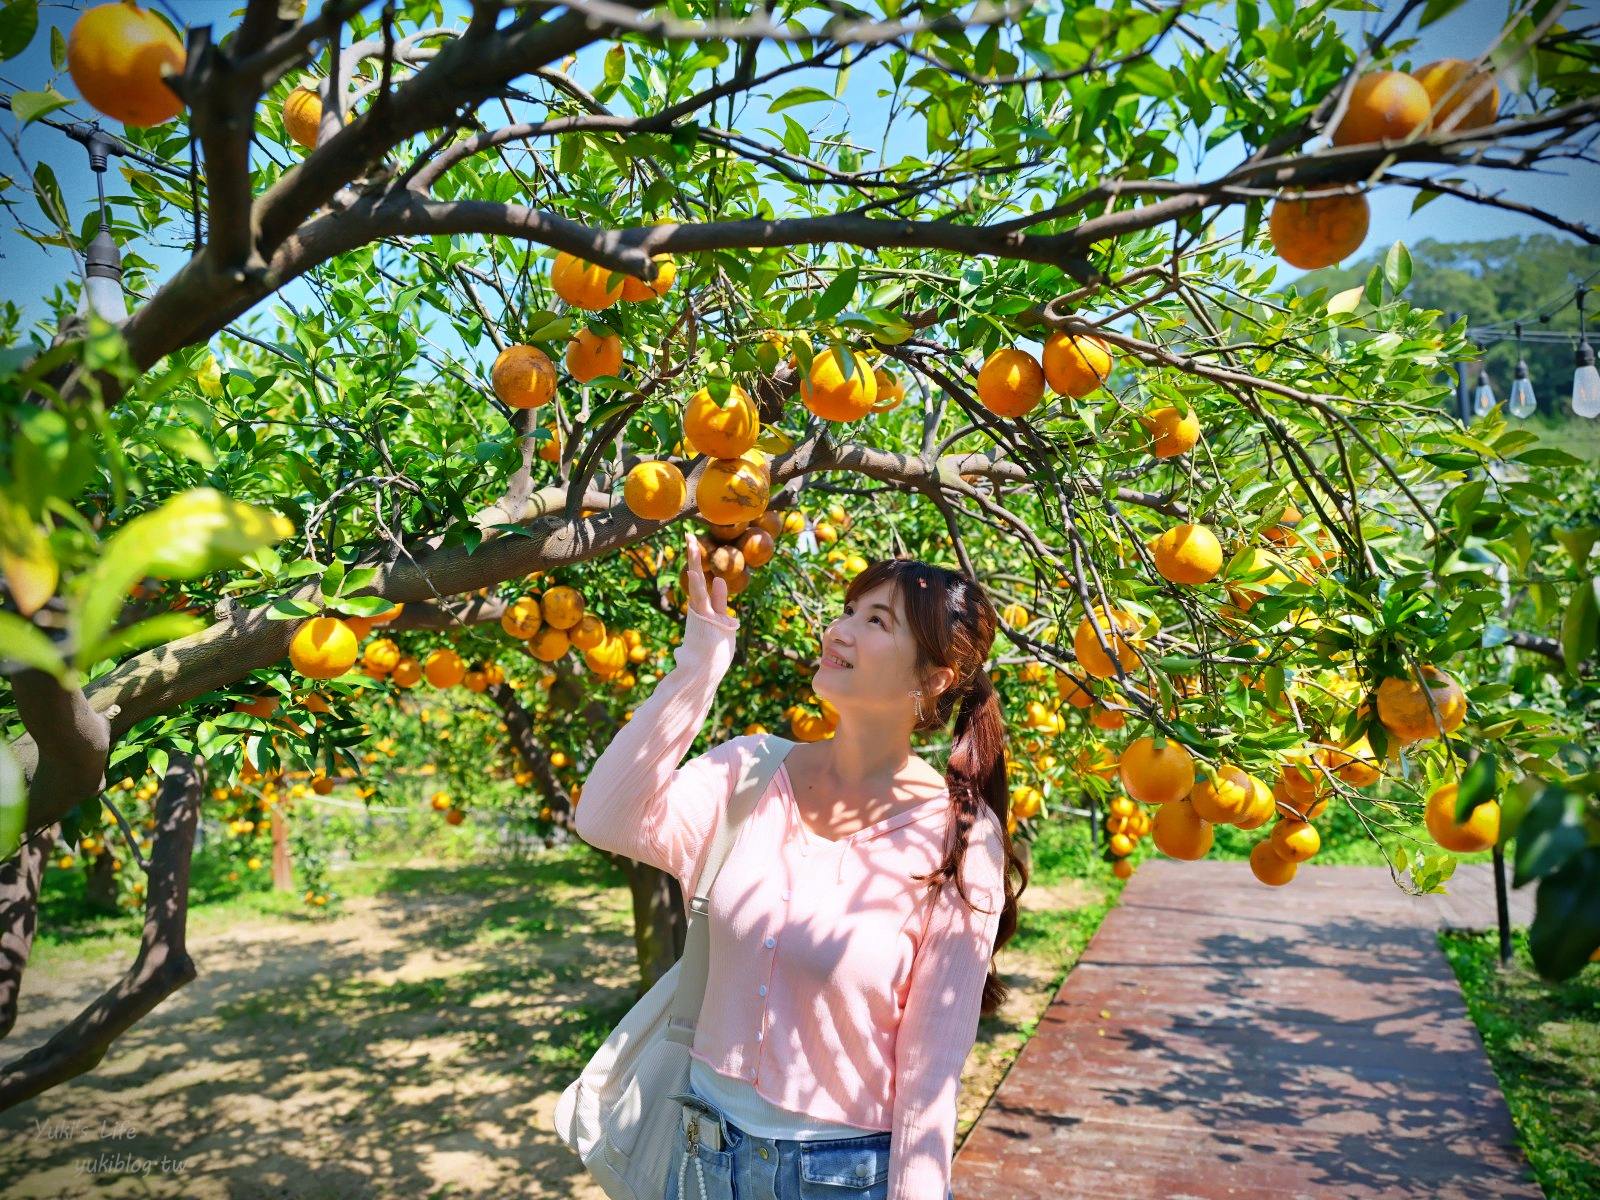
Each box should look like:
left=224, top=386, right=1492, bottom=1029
left=1, top=857, right=1102, bottom=1199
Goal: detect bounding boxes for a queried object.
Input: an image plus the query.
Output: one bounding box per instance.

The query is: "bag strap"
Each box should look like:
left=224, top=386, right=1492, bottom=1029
left=668, top=735, right=796, bottom=1035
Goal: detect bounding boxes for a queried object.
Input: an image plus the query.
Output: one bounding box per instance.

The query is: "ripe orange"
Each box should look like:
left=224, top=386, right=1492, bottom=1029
left=492, top=344, right=557, bottom=409
left=566, top=329, right=623, bottom=383
left=301, top=692, right=332, bottom=715
left=541, top=585, right=585, bottom=630
left=1139, top=406, right=1200, bottom=459
left=871, top=368, right=906, bottom=413
left=569, top=613, right=607, bottom=652
left=1376, top=666, right=1466, bottom=742
left=500, top=596, right=543, bottom=639
left=685, top=384, right=759, bottom=458
left=696, top=454, right=771, bottom=525
left=1118, top=736, right=1196, bottom=805
left=1073, top=606, right=1145, bottom=678
left=1235, top=774, right=1277, bottom=831
left=1412, top=59, right=1500, bottom=133
left=620, top=253, right=677, bottom=301
left=584, top=633, right=629, bottom=676
left=976, top=348, right=1045, bottom=418
left=738, top=526, right=776, bottom=568
left=801, top=347, right=878, bottom=421
left=1268, top=189, right=1371, bottom=270
left=1112, top=858, right=1135, bottom=880
left=1109, top=832, right=1135, bottom=857
left=363, top=637, right=400, bottom=674
left=1318, top=737, right=1381, bottom=788
left=463, top=669, right=488, bottom=693
left=1331, top=70, right=1433, bottom=146
left=551, top=251, right=623, bottom=310
left=1264, top=503, right=1302, bottom=544
left=1091, top=704, right=1126, bottom=731
left=1042, top=332, right=1113, bottom=399
left=290, top=617, right=358, bottom=679
left=538, top=422, right=563, bottom=462
left=1189, top=765, right=1254, bottom=825
left=527, top=625, right=571, bottom=661
left=1270, top=818, right=1321, bottom=863
left=1225, top=548, right=1294, bottom=612
left=1249, top=839, right=1297, bottom=886
left=424, top=648, right=465, bottom=688
left=1272, top=773, right=1329, bottom=821
left=444, top=808, right=466, bottom=826
left=391, top=655, right=422, bottom=687
left=234, top=694, right=280, bottom=718
left=370, top=601, right=403, bottom=625
left=1152, top=798, right=1213, bottom=860
left=283, top=86, right=322, bottom=149
left=1424, top=782, right=1500, bottom=853
left=1148, top=523, right=1224, bottom=585
left=1055, top=670, right=1096, bottom=709
left=68, top=2, right=185, bottom=127
left=311, top=774, right=335, bottom=796
left=624, top=460, right=687, bottom=521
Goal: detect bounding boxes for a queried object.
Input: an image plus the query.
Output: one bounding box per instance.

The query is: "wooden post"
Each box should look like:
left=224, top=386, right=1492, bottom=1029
left=271, top=805, right=293, bottom=892
left=1492, top=842, right=1513, bottom=968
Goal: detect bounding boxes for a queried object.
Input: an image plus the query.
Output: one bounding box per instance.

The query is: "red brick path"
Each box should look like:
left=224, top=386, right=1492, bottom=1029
left=952, top=861, right=1541, bottom=1200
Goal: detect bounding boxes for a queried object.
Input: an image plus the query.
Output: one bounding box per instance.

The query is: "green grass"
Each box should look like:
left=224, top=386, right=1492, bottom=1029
left=1440, top=927, right=1600, bottom=1200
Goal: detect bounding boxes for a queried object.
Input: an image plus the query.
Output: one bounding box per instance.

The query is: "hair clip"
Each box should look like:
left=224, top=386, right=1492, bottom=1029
left=917, top=578, right=927, bottom=588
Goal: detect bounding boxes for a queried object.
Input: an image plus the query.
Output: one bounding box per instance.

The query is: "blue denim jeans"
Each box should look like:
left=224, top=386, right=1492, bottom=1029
left=665, top=1078, right=955, bottom=1200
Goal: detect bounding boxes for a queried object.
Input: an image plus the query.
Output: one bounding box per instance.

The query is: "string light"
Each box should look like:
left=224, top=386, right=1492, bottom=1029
left=77, top=130, right=127, bottom=323
left=1507, top=321, right=1537, bottom=419
left=1574, top=287, right=1600, bottom=420
left=1472, top=342, right=1498, bottom=417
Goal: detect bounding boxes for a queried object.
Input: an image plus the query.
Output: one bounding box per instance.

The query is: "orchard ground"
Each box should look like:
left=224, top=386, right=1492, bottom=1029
left=7, top=778, right=1597, bottom=1199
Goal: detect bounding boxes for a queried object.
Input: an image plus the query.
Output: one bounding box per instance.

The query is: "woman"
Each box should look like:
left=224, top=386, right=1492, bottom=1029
left=573, top=531, right=1027, bottom=1200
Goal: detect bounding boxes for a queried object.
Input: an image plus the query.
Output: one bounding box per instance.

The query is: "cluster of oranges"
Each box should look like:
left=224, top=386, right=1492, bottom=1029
left=499, top=581, right=645, bottom=682
left=430, top=790, right=468, bottom=826
left=287, top=601, right=404, bottom=681
left=975, top=332, right=1115, bottom=419
left=787, top=695, right=841, bottom=742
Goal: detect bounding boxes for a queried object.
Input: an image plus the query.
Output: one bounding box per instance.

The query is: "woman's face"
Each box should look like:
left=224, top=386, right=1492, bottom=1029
left=815, top=580, right=933, bottom=714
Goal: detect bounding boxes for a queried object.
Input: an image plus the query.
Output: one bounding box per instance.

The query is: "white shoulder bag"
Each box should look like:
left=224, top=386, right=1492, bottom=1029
left=552, top=733, right=797, bottom=1199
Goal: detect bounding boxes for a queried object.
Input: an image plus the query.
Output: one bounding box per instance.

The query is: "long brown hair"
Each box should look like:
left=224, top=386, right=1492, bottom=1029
left=842, top=558, right=1027, bottom=1019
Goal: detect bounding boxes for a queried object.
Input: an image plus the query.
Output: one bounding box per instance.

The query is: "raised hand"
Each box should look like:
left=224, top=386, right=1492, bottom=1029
left=683, top=530, right=729, bottom=623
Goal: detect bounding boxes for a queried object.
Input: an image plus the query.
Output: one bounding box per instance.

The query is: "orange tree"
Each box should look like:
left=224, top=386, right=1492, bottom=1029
left=2, top=0, right=1599, bottom=1109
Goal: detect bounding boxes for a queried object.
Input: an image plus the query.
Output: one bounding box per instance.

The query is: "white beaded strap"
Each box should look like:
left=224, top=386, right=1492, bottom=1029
left=680, top=1118, right=711, bottom=1200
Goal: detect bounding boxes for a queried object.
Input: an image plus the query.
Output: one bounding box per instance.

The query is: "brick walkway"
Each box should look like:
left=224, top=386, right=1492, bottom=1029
left=952, top=860, right=1541, bottom=1200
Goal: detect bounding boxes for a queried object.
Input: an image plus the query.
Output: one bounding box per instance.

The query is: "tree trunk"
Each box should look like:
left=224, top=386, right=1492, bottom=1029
left=85, top=849, right=118, bottom=914
left=626, top=857, right=686, bottom=995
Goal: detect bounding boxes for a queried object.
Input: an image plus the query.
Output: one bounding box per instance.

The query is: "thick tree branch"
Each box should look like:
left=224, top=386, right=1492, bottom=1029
left=0, top=823, right=56, bottom=1041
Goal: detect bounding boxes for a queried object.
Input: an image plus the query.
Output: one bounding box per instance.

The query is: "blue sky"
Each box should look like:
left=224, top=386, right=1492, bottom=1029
left=1, top=0, right=1594, bottom=342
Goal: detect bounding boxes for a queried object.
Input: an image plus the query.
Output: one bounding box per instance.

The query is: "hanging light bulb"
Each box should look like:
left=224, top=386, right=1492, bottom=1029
left=75, top=131, right=127, bottom=323
left=1574, top=286, right=1600, bottom=420
left=1507, top=321, right=1538, bottom=418
left=1472, top=346, right=1498, bottom=417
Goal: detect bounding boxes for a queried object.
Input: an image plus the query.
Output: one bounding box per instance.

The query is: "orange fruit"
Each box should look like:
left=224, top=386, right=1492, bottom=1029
left=551, top=251, right=623, bottom=310
left=492, top=344, right=558, bottom=409
left=1318, top=737, right=1381, bottom=788
left=1139, top=406, right=1200, bottom=459
left=566, top=329, right=623, bottom=382
left=1264, top=503, right=1302, bottom=545
left=1152, top=799, right=1213, bottom=860
left=1270, top=818, right=1321, bottom=863
left=1272, top=774, right=1330, bottom=822
left=801, top=347, right=878, bottom=421
left=370, top=601, right=403, bottom=625
left=1235, top=774, right=1277, bottom=831
left=1376, top=666, right=1466, bottom=743
left=1073, top=606, right=1145, bottom=679
left=584, top=633, right=629, bottom=676
left=1424, top=782, right=1500, bottom=854
left=391, top=655, right=422, bottom=687
left=569, top=613, right=607, bottom=651
left=424, top=648, right=465, bottom=688
left=311, top=775, right=335, bottom=796
left=1250, top=839, right=1297, bottom=886
left=1109, top=832, right=1135, bottom=857
left=1041, top=332, right=1113, bottom=399
left=283, top=86, right=322, bottom=149
left=301, top=692, right=332, bottom=715
left=696, top=454, right=771, bottom=525
left=233, top=694, right=280, bottom=718
left=738, top=526, right=776, bottom=568
left=1091, top=704, right=1126, bottom=731
left=1148, top=523, right=1224, bottom=585
left=444, top=808, right=466, bottom=826
left=1112, top=858, right=1135, bottom=880
left=685, top=384, right=759, bottom=458
left=1225, top=548, right=1294, bottom=612
left=68, top=2, right=186, bottom=127
left=289, top=617, right=358, bottom=680
left=363, top=637, right=400, bottom=674
left=527, top=625, right=571, bottom=662
left=500, top=596, right=543, bottom=640
left=1189, top=765, right=1254, bottom=825
left=976, top=347, right=1045, bottom=418
left=537, top=422, right=562, bottom=462
left=624, top=460, right=687, bottom=521
left=620, top=253, right=677, bottom=301
left=1054, top=670, right=1096, bottom=708
left=871, top=368, right=906, bottom=413
left=541, top=585, right=585, bottom=630
left=463, top=669, right=488, bottom=693
left=1268, top=189, right=1371, bottom=270
left=1119, top=736, right=1196, bottom=806
left=1412, top=59, right=1500, bottom=133
left=1331, top=71, right=1433, bottom=146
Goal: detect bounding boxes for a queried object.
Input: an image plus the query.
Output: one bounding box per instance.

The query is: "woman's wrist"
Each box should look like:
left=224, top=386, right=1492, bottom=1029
left=678, top=604, right=741, bottom=666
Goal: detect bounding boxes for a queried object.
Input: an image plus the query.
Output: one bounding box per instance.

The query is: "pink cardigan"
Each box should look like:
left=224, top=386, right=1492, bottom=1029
left=573, top=605, right=1007, bottom=1200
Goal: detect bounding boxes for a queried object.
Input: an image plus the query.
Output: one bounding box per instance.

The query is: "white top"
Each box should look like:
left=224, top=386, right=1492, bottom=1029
left=690, top=1053, right=887, bottom=1140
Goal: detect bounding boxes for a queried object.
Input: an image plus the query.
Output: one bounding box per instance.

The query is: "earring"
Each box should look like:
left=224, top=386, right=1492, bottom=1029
left=910, top=689, right=925, bottom=721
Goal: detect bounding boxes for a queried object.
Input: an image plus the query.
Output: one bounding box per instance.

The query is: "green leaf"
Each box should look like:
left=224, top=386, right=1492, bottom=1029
left=1454, top=753, right=1496, bottom=822
left=603, top=44, right=626, bottom=86
left=320, top=557, right=346, bottom=600
left=335, top=592, right=398, bottom=617
left=1383, top=241, right=1412, bottom=293
left=1559, top=575, right=1599, bottom=676
left=1511, top=785, right=1587, bottom=888
left=269, top=596, right=321, bottom=620
left=0, top=739, right=24, bottom=862
left=768, top=86, right=836, bottom=114
left=0, top=609, right=67, bottom=680
left=1363, top=263, right=1385, bottom=308
left=1528, top=847, right=1600, bottom=982
left=11, top=88, right=69, bottom=125
left=1419, top=0, right=1469, bottom=27
left=1552, top=525, right=1598, bottom=568
left=0, top=0, right=38, bottom=61
left=814, top=266, right=859, bottom=323
left=78, top=611, right=207, bottom=667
